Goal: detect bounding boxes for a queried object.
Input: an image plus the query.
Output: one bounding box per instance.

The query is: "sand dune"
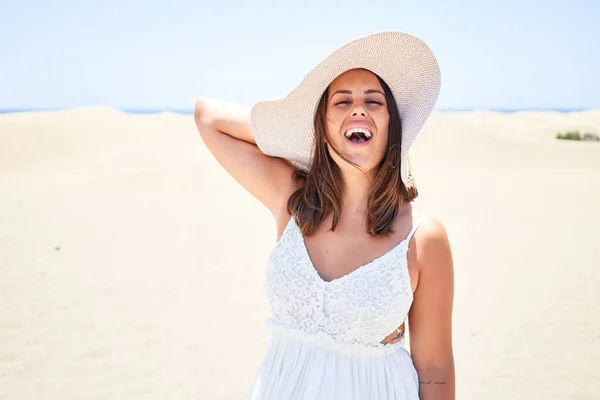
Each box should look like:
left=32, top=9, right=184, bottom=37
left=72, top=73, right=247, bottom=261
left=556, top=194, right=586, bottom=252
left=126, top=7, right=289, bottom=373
left=1, top=108, right=599, bottom=399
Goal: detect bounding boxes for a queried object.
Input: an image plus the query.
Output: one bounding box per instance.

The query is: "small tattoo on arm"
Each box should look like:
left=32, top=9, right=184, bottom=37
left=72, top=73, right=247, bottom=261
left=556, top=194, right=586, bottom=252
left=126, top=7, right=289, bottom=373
left=419, top=380, right=447, bottom=385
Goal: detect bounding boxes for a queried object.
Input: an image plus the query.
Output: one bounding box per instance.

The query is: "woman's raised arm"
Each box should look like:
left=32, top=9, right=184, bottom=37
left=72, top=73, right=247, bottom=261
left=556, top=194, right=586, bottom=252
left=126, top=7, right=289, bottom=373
left=193, top=98, right=296, bottom=219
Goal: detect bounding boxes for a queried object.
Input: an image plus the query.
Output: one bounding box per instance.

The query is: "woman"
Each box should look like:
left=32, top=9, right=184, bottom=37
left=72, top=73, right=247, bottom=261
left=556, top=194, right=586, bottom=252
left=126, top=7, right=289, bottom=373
left=194, top=31, right=455, bottom=400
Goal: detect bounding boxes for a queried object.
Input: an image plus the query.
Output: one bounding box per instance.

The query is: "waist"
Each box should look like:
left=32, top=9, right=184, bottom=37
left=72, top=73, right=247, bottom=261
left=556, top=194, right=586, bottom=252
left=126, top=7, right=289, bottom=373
left=265, top=318, right=406, bottom=358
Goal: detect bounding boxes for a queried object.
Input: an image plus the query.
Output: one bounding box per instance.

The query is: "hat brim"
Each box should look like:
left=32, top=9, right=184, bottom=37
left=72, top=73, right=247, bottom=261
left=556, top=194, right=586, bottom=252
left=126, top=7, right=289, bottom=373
left=250, top=31, right=441, bottom=185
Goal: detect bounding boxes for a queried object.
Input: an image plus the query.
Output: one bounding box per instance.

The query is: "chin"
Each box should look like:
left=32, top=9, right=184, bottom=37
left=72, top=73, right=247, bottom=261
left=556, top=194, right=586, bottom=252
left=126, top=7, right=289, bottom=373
left=337, top=158, right=381, bottom=174
left=327, top=144, right=384, bottom=173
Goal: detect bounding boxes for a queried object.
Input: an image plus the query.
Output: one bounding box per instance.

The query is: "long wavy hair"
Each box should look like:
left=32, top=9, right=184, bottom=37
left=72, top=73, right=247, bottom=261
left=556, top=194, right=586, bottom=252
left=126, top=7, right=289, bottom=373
left=287, top=70, right=418, bottom=237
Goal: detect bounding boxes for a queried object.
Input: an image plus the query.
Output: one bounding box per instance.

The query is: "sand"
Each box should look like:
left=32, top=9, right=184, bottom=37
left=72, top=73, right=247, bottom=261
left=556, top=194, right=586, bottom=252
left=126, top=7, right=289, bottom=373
left=0, top=108, right=599, bottom=399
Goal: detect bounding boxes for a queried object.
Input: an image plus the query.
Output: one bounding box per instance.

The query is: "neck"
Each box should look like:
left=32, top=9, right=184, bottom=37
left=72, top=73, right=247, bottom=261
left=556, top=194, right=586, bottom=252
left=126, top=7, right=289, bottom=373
left=340, top=169, right=375, bottom=215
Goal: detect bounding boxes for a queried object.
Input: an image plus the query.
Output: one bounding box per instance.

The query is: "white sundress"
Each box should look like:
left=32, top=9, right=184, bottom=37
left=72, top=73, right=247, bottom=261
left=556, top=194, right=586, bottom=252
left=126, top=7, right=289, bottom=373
left=248, top=213, right=429, bottom=400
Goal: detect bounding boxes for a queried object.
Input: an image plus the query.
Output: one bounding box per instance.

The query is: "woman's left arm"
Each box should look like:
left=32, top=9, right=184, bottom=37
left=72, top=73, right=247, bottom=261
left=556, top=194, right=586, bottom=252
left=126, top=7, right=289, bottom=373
left=408, top=216, right=455, bottom=399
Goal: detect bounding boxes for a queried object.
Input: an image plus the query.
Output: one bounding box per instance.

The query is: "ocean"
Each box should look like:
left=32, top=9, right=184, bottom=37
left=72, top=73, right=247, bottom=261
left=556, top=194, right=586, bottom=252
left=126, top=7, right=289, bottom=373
left=0, top=107, right=595, bottom=115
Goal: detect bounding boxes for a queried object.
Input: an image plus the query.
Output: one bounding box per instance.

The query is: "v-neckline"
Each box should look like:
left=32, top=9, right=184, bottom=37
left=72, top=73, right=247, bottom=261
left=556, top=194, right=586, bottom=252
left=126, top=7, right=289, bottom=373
left=290, top=217, right=409, bottom=285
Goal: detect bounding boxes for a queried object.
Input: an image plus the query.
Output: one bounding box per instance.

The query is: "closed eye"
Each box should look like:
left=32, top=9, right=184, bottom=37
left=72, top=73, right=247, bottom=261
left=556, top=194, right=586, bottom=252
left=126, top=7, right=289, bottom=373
left=335, top=100, right=383, bottom=106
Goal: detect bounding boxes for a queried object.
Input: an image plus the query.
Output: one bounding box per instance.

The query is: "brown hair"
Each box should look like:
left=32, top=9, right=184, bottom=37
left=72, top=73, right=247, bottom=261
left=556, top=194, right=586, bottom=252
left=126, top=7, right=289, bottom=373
left=287, top=71, right=418, bottom=237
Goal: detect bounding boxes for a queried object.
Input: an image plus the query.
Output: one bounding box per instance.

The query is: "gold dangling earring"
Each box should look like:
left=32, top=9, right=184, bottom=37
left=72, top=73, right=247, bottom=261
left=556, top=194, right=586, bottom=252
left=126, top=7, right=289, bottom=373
left=404, top=154, right=419, bottom=202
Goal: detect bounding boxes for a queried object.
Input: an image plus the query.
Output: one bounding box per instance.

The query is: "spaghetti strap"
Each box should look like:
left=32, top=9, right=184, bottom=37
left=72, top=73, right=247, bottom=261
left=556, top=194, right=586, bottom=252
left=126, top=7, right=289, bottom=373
left=405, top=213, right=429, bottom=243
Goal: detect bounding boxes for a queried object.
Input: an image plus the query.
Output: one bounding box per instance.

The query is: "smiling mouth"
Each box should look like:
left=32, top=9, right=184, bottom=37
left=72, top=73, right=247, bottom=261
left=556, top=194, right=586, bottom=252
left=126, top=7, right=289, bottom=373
left=344, top=127, right=373, bottom=143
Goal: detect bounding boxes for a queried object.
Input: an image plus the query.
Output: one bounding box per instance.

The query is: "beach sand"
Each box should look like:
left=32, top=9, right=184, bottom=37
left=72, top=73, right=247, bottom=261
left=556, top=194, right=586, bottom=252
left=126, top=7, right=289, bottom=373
left=1, top=108, right=599, bottom=399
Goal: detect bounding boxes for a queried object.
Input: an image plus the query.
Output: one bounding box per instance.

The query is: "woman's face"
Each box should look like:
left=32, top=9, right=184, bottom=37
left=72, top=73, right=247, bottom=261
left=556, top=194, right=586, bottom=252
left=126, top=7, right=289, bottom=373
left=325, top=69, right=390, bottom=173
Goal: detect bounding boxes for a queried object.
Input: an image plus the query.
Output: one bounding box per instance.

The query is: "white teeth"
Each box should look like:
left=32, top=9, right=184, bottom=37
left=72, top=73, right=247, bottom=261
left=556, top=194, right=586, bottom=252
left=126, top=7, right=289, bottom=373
left=344, top=127, right=373, bottom=139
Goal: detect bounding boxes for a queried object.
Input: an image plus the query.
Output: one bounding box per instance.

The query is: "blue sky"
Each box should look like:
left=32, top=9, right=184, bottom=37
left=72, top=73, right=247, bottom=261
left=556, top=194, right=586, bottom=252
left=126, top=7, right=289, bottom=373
left=1, top=0, right=598, bottom=110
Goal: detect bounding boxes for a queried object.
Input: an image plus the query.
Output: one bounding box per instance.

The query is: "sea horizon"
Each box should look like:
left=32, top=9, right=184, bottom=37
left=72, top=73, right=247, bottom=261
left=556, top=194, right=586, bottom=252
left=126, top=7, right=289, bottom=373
left=0, top=107, right=597, bottom=116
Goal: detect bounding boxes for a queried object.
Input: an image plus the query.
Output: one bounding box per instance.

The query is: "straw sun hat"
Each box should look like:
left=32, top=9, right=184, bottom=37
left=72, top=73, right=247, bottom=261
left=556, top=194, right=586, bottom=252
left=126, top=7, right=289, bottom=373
left=250, top=31, right=441, bottom=187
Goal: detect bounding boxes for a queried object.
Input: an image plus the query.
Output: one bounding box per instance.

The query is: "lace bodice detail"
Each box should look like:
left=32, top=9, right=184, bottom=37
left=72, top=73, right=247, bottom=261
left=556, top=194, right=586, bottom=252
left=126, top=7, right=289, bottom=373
left=265, top=215, right=425, bottom=348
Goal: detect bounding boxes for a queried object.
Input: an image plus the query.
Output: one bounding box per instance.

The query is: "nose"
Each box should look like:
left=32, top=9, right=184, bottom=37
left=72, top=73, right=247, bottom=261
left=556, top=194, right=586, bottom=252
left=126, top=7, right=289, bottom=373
left=351, top=104, right=367, bottom=117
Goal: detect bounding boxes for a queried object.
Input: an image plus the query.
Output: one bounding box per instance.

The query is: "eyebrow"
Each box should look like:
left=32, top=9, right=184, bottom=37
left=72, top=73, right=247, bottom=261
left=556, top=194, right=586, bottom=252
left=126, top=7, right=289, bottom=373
left=330, top=89, right=385, bottom=98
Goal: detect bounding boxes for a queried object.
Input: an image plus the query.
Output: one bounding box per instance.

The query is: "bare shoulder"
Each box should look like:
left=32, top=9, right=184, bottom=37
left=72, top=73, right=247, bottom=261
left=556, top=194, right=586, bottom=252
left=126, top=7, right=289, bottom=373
left=415, top=212, right=450, bottom=245
left=409, top=211, right=453, bottom=270
left=273, top=181, right=303, bottom=241
left=274, top=206, right=294, bottom=241
left=400, top=206, right=447, bottom=241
